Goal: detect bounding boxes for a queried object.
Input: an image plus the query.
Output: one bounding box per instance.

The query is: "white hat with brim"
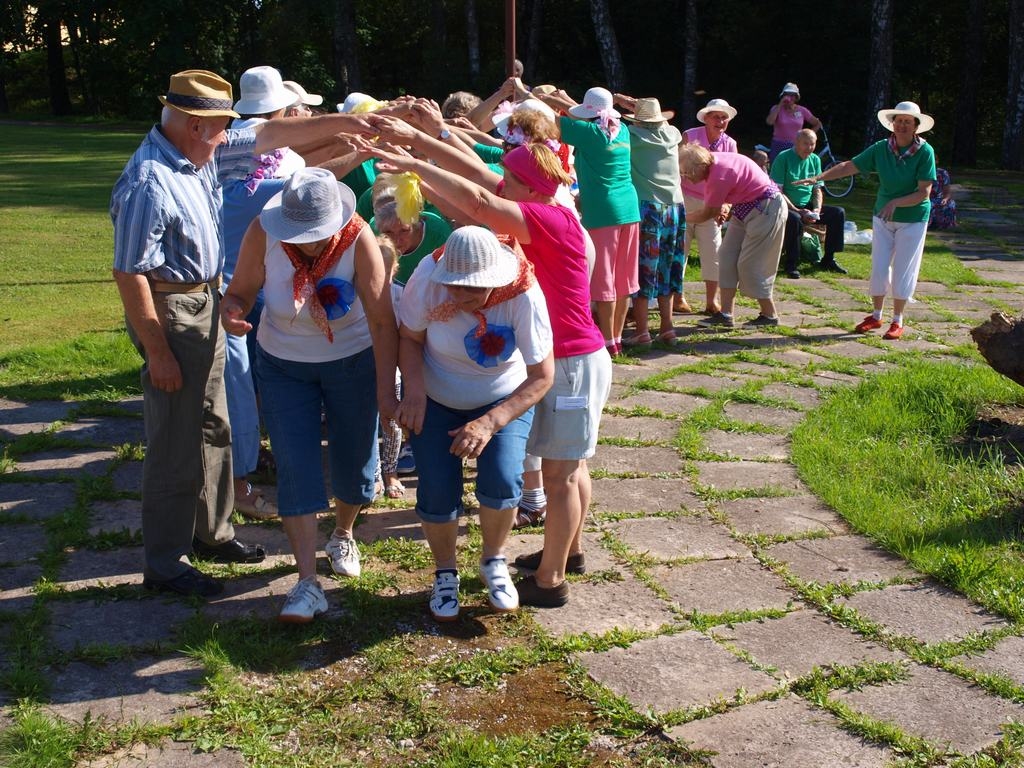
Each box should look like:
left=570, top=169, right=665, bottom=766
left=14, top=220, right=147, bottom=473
left=567, top=87, right=619, bottom=121
left=877, top=101, right=934, bottom=133
left=338, top=92, right=379, bottom=113
left=282, top=80, right=323, bottom=107
left=494, top=98, right=558, bottom=138
left=260, top=167, right=356, bottom=244
left=429, top=227, right=519, bottom=288
left=696, top=98, right=737, bottom=123
left=779, top=82, right=801, bottom=99
left=233, top=66, right=296, bottom=115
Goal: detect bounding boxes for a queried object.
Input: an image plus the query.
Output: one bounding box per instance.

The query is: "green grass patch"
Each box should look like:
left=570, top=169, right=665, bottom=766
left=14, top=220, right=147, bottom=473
left=792, top=360, right=1024, bottom=620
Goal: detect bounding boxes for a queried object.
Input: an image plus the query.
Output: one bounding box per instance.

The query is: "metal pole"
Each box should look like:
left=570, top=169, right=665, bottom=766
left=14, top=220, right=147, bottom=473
left=505, top=0, right=516, bottom=77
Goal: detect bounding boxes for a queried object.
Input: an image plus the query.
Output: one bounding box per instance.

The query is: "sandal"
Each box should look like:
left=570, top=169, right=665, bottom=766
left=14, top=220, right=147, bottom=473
left=513, top=505, right=546, bottom=529
left=385, top=481, right=406, bottom=499
left=622, top=332, right=652, bottom=350
left=656, top=329, right=678, bottom=346
left=234, top=484, right=278, bottom=520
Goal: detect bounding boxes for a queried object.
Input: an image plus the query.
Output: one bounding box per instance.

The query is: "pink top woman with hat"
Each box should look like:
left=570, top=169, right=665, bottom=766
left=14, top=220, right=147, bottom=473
left=766, top=82, right=821, bottom=159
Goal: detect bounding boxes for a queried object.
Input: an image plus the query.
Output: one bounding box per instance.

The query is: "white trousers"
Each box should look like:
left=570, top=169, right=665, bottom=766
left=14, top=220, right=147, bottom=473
left=869, top=217, right=927, bottom=300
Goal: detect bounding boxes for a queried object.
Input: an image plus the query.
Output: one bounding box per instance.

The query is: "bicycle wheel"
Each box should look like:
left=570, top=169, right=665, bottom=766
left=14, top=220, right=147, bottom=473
left=822, top=158, right=855, bottom=198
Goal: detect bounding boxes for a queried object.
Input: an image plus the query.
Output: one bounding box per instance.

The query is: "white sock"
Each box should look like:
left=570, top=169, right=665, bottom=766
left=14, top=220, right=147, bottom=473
left=892, top=314, right=903, bottom=326
left=872, top=309, right=883, bottom=321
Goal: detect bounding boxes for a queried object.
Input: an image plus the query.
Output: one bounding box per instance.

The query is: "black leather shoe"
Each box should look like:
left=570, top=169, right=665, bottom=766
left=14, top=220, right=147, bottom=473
left=785, top=269, right=801, bottom=279
left=820, top=259, right=848, bottom=274
left=513, top=549, right=586, bottom=575
left=192, top=537, right=266, bottom=564
left=143, top=566, right=223, bottom=597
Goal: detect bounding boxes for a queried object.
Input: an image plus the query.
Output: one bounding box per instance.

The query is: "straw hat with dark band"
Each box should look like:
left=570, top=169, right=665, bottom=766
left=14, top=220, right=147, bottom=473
left=158, top=70, right=240, bottom=118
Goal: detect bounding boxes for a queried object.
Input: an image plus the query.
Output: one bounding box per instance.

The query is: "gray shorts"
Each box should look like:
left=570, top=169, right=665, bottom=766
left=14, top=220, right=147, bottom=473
left=527, top=348, right=612, bottom=460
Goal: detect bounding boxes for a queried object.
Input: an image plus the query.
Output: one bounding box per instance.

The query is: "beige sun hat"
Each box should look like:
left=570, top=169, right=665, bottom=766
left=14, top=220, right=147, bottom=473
left=282, top=80, right=324, bottom=107
left=696, top=98, right=737, bottom=123
left=430, top=227, right=519, bottom=288
left=158, top=70, right=239, bottom=118
left=622, top=97, right=674, bottom=123
left=877, top=101, right=934, bottom=133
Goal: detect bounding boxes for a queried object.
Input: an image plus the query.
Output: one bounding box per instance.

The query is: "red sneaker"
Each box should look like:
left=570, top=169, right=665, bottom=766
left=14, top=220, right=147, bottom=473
left=882, top=322, right=904, bottom=340
left=854, top=315, right=883, bottom=333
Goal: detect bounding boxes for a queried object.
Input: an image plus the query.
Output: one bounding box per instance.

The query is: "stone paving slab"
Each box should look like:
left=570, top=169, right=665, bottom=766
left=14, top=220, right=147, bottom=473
left=693, top=460, right=802, bottom=492
left=202, top=572, right=352, bottom=622
left=667, top=695, right=893, bottom=767
left=713, top=610, right=904, bottom=679
left=718, top=495, right=850, bottom=536
left=57, top=546, right=145, bottom=590
left=611, top=516, right=748, bottom=561
left=80, top=741, right=246, bottom=768
left=653, top=558, right=797, bottom=615
left=839, top=582, right=1009, bottom=644
left=45, top=654, right=204, bottom=725
left=597, top=414, right=679, bottom=443
left=663, top=372, right=746, bottom=394
left=505, top=530, right=620, bottom=574
left=579, top=632, right=778, bottom=714
left=0, top=481, right=77, bottom=521
left=955, top=634, right=1024, bottom=687
left=767, top=348, right=829, bottom=368
left=721, top=401, right=803, bottom=430
left=758, top=382, right=821, bottom=409
left=724, top=361, right=781, bottom=377
left=49, top=596, right=195, bottom=652
left=88, top=499, right=142, bottom=537
left=603, top=361, right=661, bottom=384
left=702, top=430, right=790, bottom=460
left=529, top=571, right=675, bottom=638
left=832, top=663, right=1024, bottom=755
left=607, top=389, right=710, bottom=418
left=589, top=444, right=681, bottom=475
left=0, top=398, right=75, bottom=437
left=0, top=563, right=39, bottom=612
left=589, top=477, right=705, bottom=516
left=54, top=417, right=145, bottom=448
left=767, top=536, right=918, bottom=585
left=0, top=523, right=49, bottom=563
left=110, top=461, right=143, bottom=494
left=812, top=369, right=862, bottom=387
left=11, top=448, right=117, bottom=479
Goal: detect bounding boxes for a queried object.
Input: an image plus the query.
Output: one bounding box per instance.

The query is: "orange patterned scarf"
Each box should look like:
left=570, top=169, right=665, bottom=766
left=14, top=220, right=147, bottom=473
left=281, top=214, right=365, bottom=343
left=427, top=234, right=535, bottom=338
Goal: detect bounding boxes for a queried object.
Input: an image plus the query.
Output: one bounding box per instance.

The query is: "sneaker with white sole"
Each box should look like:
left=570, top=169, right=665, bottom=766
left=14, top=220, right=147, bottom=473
left=325, top=533, right=361, bottom=577
left=479, top=557, right=519, bottom=612
left=430, top=570, right=461, bottom=622
left=279, top=577, right=328, bottom=624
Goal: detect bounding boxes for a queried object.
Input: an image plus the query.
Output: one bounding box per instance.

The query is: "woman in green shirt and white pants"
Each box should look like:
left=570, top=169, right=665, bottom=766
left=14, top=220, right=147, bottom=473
left=798, top=101, right=936, bottom=341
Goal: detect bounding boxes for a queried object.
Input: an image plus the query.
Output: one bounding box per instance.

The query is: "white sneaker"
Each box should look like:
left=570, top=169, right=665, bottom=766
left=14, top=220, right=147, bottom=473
left=430, top=571, right=461, bottom=622
left=279, top=577, right=328, bottom=624
left=325, top=533, right=361, bottom=577
left=479, top=557, right=519, bottom=612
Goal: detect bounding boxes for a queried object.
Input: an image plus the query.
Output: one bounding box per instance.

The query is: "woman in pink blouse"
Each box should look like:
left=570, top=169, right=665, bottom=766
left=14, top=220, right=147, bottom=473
left=766, top=82, right=821, bottom=160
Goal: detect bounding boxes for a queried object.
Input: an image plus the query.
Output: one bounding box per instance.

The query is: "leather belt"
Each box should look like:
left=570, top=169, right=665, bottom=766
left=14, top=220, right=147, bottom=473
left=149, top=275, right=222, bottom=294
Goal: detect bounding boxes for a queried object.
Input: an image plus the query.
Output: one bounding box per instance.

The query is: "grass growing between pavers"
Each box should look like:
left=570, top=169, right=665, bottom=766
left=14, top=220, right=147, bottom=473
left=791, top=360, right=1024, bottom=622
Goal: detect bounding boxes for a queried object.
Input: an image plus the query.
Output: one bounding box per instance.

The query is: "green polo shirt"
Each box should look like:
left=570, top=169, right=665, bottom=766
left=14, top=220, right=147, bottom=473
left=369, top=211, right=452, bottom=285
left=769, top=148, right=822, bottom=209
left=852, top=139, right=936, bottom=223
left=559, top=116, right=639, bottom=229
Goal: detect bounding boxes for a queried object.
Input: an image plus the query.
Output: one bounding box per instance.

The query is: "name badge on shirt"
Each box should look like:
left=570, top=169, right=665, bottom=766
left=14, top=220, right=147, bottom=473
left=555, top=395, right=588, bottom=411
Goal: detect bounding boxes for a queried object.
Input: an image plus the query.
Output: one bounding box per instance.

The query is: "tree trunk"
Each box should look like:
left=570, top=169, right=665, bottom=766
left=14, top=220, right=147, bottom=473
left=427, top=0, right=447, bottom=95
left=972, top=313, right=1024, bottom=388
left=863, top=0, right=893, bottom=145
left=333, top=0, right=361, bottom=97
left=1003, top=0, right=1024, bottom=170
left=680, top=0, right=698, bottom=127
left=524, top=0, right=543, bottom=83
left=953, top=0, right=983, bottom=166
left=41, top=6, right=71, bottom=115
left=588, top=0, right=625, bottom=92
left=466, top=0, right=480, bottom=87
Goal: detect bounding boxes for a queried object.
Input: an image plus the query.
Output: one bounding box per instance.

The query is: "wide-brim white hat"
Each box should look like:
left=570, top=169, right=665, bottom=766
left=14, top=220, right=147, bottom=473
left=568, top=87, right=619, bottom=121
left=696, top=98, right=737, bottom=123
left=877, top=101, right=934, bottom=133
left=260, top=167, right=356, bottom=244
left=430, top=226, right=519, bottom=288
left=494, top=98, right=557, bottom=138
left=233, top=66, right=296, bottom=115
left=779, top=82, right=801, bottom=99
left=282, top=80, right=323, bottom=107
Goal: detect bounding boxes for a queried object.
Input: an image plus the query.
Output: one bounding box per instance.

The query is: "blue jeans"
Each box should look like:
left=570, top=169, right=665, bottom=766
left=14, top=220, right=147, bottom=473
left=255, top=344, right=378, bottom=517
left=411, top=396, right=534, bottom=524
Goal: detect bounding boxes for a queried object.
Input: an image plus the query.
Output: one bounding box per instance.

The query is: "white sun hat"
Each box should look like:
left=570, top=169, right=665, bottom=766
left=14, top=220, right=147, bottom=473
left=877, top=101, right=934, bottom=133
left=696, top=98, right=737, bottom=123
left=430, top=227, right=519, bottom=288
left=233, top=66, right=296, bottom=115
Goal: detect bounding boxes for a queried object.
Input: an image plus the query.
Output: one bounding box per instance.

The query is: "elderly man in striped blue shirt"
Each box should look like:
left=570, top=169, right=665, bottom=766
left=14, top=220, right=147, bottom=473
left=111, top=70, right=382, bottom=597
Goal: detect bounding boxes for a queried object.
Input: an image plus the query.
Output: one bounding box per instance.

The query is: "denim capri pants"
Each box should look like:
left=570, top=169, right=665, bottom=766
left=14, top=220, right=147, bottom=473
left=255, top=344, right=379, bottom=516
left=411, top=396, right=534, bottom=524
